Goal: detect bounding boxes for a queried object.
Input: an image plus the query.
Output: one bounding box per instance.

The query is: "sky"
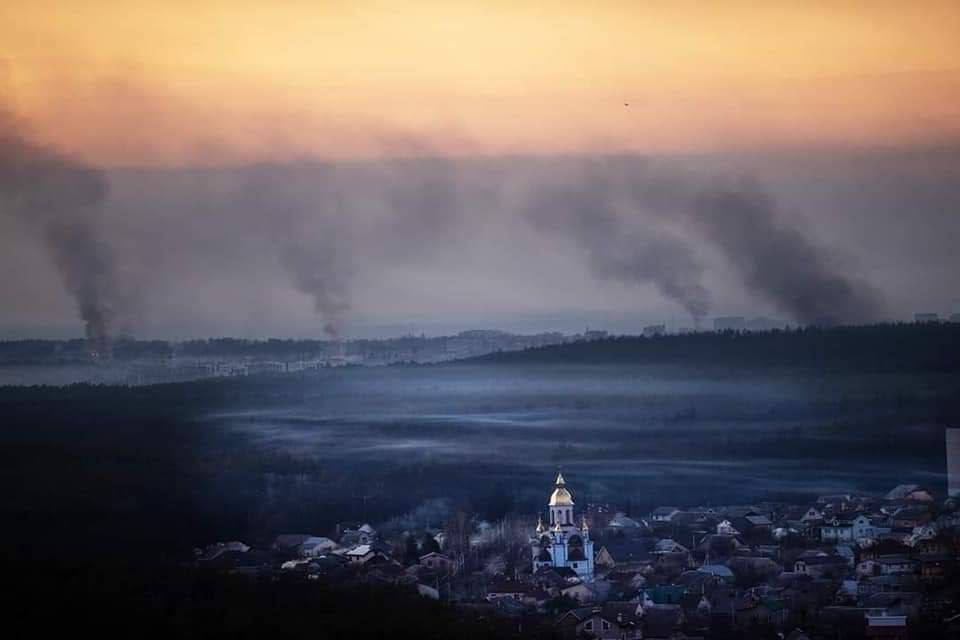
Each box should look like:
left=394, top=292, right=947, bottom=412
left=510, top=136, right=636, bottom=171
left=1, top=1, right=959, bottom=338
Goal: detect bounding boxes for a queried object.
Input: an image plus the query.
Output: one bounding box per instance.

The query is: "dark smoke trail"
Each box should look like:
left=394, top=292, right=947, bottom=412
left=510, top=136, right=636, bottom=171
left=526, top=174, right=711, bottom=325
left=240, top=164, right=354, bottom=338
left=0, top=110, right=125, bottom=351
left=690, top=186, right=885, bottom=325
left=281, top=239, right=351, bottom=339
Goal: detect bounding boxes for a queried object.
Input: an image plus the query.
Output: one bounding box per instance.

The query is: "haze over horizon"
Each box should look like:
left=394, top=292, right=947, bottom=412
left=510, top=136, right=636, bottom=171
left=1, top=1, right=959, bottom=339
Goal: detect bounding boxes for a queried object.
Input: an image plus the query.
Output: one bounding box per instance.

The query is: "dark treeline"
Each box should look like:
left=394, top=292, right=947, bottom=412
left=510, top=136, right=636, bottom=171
left=11, top=562, right=524, bottom=639
left=473, top=322, right=960, bottom=372
left=5, top=322, right=960, bottom=368
left=0, top=378, right=547, bottom=638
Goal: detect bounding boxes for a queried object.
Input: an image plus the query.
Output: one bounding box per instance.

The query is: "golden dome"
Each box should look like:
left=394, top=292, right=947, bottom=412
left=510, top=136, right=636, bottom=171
left=535, top=516, right=545, bottom=534
left=548, top=471, right=574, bottom=506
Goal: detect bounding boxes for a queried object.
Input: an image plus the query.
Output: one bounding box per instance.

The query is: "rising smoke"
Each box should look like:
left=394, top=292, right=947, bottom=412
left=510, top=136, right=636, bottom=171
left=690, top=186, right=885, bottom=325
left=0, top=103, right=901, bottom=337
left=519, top=157, right=889, bottom=327
left=0, top=109, right=133, bottom=352
left=525, top=169, right=711, bottom=326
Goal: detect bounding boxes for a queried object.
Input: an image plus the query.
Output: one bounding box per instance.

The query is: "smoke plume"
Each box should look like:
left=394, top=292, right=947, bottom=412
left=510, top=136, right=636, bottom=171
left=526, top=170, right=711, bottom=325
left=0, top=110, right=131, bottom=351
left=688, top=185, right=885, bottom=325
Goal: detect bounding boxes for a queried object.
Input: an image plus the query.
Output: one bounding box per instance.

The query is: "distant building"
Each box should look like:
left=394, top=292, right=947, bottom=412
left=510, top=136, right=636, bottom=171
left=531, top=472, right=594, bottom=579
left=713, top=316, right=746, bottom=331
left=914, top=313, right=939, bottom=323
left=642, top=324, right=666, bottom=337
left=947, top=428, right=960, bottom=498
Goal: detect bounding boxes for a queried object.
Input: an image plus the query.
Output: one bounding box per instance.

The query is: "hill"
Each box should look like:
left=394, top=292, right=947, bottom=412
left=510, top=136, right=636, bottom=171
left=468, top=322, right=960, bottom=372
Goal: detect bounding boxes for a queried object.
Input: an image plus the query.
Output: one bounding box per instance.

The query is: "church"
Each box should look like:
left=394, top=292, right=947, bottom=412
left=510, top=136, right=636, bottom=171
left=531, top=472, right=594, bottom=579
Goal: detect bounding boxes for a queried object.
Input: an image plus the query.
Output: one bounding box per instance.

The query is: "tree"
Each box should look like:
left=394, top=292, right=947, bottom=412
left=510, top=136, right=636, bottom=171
left=421, top=533, right=440, bottom=555
left=404, top=534, right=419, bottom=565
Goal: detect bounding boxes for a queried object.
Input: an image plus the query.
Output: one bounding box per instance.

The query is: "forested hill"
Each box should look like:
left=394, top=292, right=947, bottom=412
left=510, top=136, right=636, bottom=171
left=468, top=323, right=960, bottom=372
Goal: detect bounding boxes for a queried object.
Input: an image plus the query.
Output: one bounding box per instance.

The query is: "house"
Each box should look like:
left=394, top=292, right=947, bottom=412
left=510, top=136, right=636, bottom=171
left=653, top=539, right=689, bottom=555
left=597, top=538, right=653, bottom=567
left=298, top=536, right=337, bottom=557
left=865, top=609, right=908, bottom=640
left=606, top=512, right=644, bottom=532
left=338, top=523, right=378, bottom=546
left=857, top=555, right=914, bottom=577
left=195, top=540, right=250, bottom=562
left=651, top=507, right=681, bottom=523
left=743, top=513, right=774, bottom=530
left=698, top=564, right=735, bottom=581
left=557, top=602, right=647, bottom=640
left=644, top=584, right=687, bottom=605
left=864, top=592, right=922, bottom=619
left=344, top=542, right=391, bottom=564
left=418, top=551, right=455, bottom=573
left=794, top=552, right=849, bottom=579
left=820, top=517, right=856, bottom=543
left=717, top=520, right=740, bottom=536
left=486, top=580, right=532, bottom=602
left=272, top=534, right=313, bottom=553
left=486, top=580, right=548, bottom=608
left=800, top=507, right=824, bottom=523
left=562, top=580, right=610, bottom=603
left=532, top=566, right=577, bottom=594
left=892, top=506, right=931, bottom=529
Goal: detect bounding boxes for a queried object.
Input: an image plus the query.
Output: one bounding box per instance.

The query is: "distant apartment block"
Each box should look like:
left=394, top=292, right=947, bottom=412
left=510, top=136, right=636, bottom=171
left=914, top=313, right=939, bottom=323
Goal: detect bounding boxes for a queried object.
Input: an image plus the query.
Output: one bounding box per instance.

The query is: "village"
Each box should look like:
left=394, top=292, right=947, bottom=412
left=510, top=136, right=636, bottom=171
left=194, top=466, right=960, bottom=640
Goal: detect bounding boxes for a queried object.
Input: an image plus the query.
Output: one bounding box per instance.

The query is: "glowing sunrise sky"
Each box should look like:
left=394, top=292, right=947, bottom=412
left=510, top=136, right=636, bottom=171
left=2, top=0, right=959, bottom=165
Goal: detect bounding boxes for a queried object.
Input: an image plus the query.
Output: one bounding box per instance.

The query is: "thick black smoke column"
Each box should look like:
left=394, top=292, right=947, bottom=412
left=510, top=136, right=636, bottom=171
left=0, top=109, right=124, bottom=354
left=690, top=186, right=885, bottom=325
left=526, top=170, right=711, bottom=326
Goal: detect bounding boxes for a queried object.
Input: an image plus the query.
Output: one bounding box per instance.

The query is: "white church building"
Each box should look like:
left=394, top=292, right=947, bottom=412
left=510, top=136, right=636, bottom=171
left=531, top=472, right=594, bottom=579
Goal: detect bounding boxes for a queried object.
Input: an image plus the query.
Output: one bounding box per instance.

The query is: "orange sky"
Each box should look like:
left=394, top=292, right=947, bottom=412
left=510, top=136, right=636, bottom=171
left=2, top=0, right=959, bottom=165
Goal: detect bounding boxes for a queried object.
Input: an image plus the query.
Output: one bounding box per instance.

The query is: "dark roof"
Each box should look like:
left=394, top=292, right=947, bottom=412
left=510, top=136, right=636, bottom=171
left=273, top=534, right=312, bottom=549
left=601, top=539, right=653, bottom=563
left=797, top=554, right=847, bottom=566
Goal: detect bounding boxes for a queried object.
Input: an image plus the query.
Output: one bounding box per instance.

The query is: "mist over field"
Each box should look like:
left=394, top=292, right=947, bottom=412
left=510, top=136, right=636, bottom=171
left=200, top=362, right=952, bottom=518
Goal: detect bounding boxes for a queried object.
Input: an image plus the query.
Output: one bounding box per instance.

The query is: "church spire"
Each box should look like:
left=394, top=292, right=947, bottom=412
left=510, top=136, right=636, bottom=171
left=555, top=470, right=566, bottom=487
